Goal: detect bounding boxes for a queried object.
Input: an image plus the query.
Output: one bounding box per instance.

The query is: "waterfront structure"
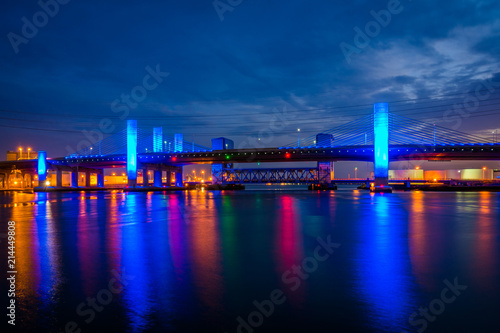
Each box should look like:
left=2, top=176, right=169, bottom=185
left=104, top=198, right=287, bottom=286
left=0, top=103, right=499, bottom=190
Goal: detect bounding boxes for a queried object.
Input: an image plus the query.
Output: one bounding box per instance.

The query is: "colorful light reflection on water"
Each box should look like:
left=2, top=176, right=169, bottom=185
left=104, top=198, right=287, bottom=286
left=1, top=190, right=499, bottom=332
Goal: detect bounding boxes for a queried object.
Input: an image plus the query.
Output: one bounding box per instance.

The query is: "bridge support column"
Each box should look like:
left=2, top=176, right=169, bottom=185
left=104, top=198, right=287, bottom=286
left=26, top=173, right=34, bottom=189
left=142, top=169, right=149, bottom=187
left=3, top=173, right=9, bottom=190
left=97, top=170, right=104, bottom=188
left=85, top=171, right=91, bottom=187
left=71, top=170, right=78, bottom=188
left=318, top=161, right=332, bottom=184
left=21, top=173, right=26, bottom=189
left=175, top=171, right=183, bottom=187
left=154, top=170, right=162, bottom=187
left=56, top=169, right=63, bottom=188
left=166, top=171, right=172, bottom=186
left=211, top=164, right=223, bottom=184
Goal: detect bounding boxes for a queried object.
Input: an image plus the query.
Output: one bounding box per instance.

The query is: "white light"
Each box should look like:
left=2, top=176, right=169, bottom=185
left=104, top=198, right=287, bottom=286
left=45, top=181, right=50, bottom=186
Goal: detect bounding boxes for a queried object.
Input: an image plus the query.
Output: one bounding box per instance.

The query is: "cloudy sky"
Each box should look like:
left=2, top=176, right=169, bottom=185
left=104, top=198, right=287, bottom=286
left=1, top=0, right=500, bottom=158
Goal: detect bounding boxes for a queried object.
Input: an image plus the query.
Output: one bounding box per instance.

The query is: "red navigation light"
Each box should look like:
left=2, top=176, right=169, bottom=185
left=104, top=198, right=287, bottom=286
left=285, top=152, right=291, bottom=159
left=172, top=156, right=177, bottom=162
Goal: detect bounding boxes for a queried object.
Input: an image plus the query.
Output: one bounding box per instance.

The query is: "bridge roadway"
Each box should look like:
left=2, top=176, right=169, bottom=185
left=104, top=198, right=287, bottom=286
left=1, top=144, right=500, bottom=170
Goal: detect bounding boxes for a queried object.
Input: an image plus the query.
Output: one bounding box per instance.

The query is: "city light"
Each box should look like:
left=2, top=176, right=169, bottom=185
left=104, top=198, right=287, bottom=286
left=45, top=181, right=50, bottom=186
left=415, top=166, right=420, bottom=170
left=285, top=152, right=291, bottom=158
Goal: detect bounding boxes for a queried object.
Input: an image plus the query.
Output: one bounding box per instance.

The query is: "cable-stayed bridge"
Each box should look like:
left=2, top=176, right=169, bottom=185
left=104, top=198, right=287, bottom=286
left=0, top=103, right=499, bottom=190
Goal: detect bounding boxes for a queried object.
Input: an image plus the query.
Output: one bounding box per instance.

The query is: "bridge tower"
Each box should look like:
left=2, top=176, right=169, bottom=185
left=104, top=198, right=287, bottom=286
left=127, top=120, right=138, bottom=187
left=373, top=103, right=391, bottom=191
left=211, top=137, right=234, bottom=184
left=37, top=151, right=47, bottom=185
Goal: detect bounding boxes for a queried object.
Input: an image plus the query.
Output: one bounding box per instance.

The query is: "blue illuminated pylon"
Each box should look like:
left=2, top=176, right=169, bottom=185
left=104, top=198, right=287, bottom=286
left=174, top=134, right=183, bottom=153
left=373, top=103, right=389, bottom=185
left=38, top=151, right=47, bottom=183
left=153, top=127, right=163, bottom=152
left=127, top=120, right=138, bottom=187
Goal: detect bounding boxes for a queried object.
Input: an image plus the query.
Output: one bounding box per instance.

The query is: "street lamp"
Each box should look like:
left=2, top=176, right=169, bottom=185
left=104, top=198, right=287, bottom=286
left=201, top=170, right=205, bottom=181
left=18, top=147, right=22, bottom=160
left=297, top=128, right=300, bottom=147
left=483, top=167, right=486, bottom=180
left=355, top=167, right=357, bottom=179
left=27, top=147, right=31, bottom=159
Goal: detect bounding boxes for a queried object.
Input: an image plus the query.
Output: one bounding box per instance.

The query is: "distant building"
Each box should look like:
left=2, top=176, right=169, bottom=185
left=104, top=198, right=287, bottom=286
left=316, top=133, right=334, bottom=147
left=212, top=137, right=234, bottom=150
left=6, top=149, right=38, bottom=161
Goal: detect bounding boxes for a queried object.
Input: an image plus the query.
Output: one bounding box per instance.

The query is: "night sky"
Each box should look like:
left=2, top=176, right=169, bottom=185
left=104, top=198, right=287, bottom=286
left=1, top=0, right=500, bottom=164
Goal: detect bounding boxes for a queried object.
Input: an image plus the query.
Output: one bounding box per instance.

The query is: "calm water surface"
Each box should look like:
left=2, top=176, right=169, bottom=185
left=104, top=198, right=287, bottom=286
left=1, top=189, right=499, bottom=333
